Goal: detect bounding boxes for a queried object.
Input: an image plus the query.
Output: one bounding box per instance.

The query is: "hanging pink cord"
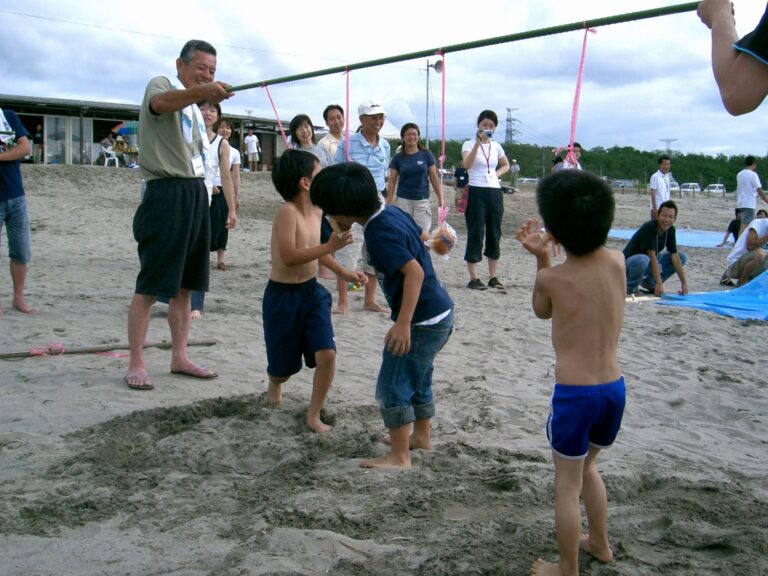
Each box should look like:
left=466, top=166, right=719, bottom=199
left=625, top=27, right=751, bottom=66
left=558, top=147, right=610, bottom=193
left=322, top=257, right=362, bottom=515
left=263, top=83, right=292, bottom=149
left=344, top=67, right=351, bottom=162
left=437, top=50, right=448, bottom=217
left=565, top=25, right=596, bottom=166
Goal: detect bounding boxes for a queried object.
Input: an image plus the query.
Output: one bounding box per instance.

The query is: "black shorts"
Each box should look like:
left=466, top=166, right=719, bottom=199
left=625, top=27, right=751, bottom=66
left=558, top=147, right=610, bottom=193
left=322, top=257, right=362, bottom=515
left=209, top=191, right=229, bottom=252
left=133, top=178, right=210, bottom=298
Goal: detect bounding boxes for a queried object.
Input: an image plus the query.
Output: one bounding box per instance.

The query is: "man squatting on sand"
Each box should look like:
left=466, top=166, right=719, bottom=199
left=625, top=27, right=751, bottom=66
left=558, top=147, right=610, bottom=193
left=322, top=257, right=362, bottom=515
left=517, top=170, right=626, bottom=576
left=125, top=39, right=236, bottom=390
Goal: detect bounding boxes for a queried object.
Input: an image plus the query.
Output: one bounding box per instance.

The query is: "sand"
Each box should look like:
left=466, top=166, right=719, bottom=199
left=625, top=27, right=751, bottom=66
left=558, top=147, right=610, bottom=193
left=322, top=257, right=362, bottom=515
left=1, top=165, right=766, bottom=575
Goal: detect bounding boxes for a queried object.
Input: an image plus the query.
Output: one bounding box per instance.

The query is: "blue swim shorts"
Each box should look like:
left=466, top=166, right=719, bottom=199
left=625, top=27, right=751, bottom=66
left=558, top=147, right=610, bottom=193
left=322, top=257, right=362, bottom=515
left=546, top=376, right=626, bottom=459
left=263, top=278, right=335, bottom=378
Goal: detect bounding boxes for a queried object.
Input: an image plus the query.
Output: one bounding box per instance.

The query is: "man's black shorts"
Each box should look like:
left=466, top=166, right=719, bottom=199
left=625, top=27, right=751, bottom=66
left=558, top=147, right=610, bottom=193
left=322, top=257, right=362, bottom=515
left=133, top=178, right=210, bottom=298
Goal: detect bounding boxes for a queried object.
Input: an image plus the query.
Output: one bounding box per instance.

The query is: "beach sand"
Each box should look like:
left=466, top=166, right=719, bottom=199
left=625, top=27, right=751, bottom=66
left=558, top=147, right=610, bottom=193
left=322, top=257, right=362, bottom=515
left=1, top=165, right=766, bottom=575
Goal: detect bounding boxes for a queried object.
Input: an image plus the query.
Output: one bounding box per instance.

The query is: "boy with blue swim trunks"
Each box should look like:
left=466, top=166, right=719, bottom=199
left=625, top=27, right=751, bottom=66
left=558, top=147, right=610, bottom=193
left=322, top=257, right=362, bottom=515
left=516, top=170, right=626, bottom=576
left=264, top=150, right=366, bottom=433
left=310, top=162, right=454, bottom=469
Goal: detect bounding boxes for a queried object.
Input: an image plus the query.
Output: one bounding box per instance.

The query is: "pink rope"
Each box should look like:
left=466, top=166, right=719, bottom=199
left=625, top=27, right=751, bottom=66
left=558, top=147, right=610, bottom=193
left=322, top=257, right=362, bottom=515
left=565, top=25, right=596, bottom=166
left=436, top=50, right=447, bottom=211
left=344, top=67, right=351, bottom=162
left=263, top=84, right=292, bottom=149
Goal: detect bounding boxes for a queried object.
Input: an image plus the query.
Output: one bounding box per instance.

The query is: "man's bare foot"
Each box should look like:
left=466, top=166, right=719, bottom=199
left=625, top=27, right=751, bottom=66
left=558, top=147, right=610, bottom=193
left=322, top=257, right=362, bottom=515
left=307, top=415, right=333, bottom=433
left=530, top=558, right=562, bottom=575
left=190, top=310, right=202, bottom=320
left=124, top=370, right=153, bottom=390
left=12, top=297, right=33, bottom=314
left=360, top=453, right=411, bottom=469
left=267, top=381, right=282, bottom=406
left=333, top=302, right=349, bottom=315
left=363, top=301, right=389, bottom=314
left=579, top=533, right=613, bottom=563
left=383, top=433, right=432, bottom=450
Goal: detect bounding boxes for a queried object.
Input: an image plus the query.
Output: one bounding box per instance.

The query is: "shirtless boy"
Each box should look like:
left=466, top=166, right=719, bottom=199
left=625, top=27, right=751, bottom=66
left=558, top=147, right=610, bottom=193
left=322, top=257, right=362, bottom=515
left=264, top=149, right=365, bottom=433
left=516, top=170, right=626, bottom=576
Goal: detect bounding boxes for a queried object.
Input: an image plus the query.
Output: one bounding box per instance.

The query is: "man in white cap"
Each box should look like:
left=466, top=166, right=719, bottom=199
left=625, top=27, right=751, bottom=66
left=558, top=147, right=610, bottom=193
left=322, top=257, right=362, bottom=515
left=331, top=101, right=391, bottom=313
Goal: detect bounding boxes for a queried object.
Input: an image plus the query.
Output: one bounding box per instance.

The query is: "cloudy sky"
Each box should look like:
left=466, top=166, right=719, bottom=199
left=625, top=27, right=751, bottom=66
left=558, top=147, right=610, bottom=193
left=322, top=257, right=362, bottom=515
left=2, top=1, right=766, bottom=157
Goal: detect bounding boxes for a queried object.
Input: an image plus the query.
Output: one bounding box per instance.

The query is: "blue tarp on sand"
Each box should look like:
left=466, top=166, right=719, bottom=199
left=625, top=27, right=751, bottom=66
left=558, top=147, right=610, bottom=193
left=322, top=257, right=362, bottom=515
left=658, top=271, right=768, bottom=320
left=609, top=228, right=723, bottom=248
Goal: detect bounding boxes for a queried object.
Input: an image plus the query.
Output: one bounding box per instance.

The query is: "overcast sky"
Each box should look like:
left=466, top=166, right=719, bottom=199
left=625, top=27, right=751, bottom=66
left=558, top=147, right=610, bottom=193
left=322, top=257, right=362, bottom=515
left=2, top=1, right=767, bottom=158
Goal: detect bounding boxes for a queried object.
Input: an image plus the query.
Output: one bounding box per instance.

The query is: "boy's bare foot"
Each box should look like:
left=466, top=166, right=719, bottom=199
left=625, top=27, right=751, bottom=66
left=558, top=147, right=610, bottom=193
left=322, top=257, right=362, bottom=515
left=190, top=310, right=202, bottom=320
left=333, top=302, right=349, bottom=315
left=12, top=296, right=33, bottom=314
left=363, top=301, right=389, bottom=314
left=383, top=433, right=432, bottom=450
left=306, top=415, right=333, bottom=433
left=579, top=533, right=613, bottom=563
left=530, top=558, right=563, bottom=575
left=359, top=453, right=411, bottom=469
left=266, top=381, right=282, bottom=406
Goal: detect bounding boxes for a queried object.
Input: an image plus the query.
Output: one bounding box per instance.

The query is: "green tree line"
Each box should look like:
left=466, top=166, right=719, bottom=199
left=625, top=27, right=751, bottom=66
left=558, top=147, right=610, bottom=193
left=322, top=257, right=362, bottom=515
left=403, top=139, right=766, bottom=192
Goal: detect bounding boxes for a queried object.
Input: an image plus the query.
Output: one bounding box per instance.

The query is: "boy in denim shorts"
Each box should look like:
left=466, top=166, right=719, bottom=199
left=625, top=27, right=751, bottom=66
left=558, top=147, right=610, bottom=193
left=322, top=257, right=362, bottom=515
left=264, top=150, right=365, bottom=433
left=516, top=170, right=626, bottom=576
left=311, top=162, right=453, bottom=469
left=0, top=108, right=33, bottom=317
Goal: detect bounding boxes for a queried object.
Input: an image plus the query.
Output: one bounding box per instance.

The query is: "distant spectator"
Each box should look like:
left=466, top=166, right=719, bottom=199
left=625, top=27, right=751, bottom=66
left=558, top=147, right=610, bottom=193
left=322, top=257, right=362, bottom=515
left=317, top=104, right=344, bottom=159
left=100, top=131, right=116, bottom=150
left=735, top=155, right=767, bottom=235
left=649, top=155, right=672, bottom=220
left=244, top=127, right=260, bottom=172
left=509, top=158, right=520, bottom=190
left=551, top=156, right=564, bottom=173
left=32, top=124, right=43, bottom=164
left=718, top=207, right=742, bottom=246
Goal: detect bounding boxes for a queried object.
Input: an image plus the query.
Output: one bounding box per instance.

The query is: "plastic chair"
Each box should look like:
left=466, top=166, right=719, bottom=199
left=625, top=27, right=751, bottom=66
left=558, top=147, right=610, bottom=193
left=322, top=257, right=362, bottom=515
left=103, top=146, right=119, bottom=167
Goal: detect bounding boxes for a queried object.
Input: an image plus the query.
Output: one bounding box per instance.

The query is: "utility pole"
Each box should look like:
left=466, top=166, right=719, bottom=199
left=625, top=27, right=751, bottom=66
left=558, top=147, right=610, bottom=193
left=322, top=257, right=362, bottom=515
left=505, top=107, right=519, bottom=144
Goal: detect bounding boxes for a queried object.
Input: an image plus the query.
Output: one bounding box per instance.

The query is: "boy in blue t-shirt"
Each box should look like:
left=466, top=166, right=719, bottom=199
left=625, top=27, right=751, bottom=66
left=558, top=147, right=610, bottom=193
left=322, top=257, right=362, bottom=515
left=311, top=162, right=454, bottom=469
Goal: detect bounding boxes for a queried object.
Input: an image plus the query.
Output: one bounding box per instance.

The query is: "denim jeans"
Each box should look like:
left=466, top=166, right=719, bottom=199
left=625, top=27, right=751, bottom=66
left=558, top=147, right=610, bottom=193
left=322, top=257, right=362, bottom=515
left=625, top=251, right=687, bottom=294
left=376, top=310, right=454, bottom=429
left=0, top=196, right=31, bottom=263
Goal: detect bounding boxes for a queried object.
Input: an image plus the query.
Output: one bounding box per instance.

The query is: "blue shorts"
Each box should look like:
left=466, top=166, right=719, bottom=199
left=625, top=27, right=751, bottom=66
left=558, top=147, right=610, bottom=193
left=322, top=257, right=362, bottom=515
left=547, top=377, right=626, bottom=459
left=0, top=196, right=31, bottom=264
left=263, top=278, right=335, bottom=378
left=376, top=309, right=454, bottom=429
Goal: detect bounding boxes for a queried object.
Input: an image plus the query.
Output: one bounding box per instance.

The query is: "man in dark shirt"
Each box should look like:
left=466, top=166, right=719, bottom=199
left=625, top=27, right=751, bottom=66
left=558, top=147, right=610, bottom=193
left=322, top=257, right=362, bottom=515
left=623, top=200, right=689, bottom=296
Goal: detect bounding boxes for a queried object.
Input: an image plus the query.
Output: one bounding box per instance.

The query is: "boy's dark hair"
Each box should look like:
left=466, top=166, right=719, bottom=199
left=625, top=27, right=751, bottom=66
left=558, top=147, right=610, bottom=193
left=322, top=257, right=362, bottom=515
left=310, top=162, right=381, bottom=218
left=271, top=149, right=318, bottom=202
left=658, top=155, right=671, bottom=165
left=536, top=170, right=615, bottom=256
left=745, top=155, right=756, bottom=166
left=658, top=200, right=678, bottom=218
left=322, top=104, right=344, bottom=122
left=757, top=209, right=768, bottom=217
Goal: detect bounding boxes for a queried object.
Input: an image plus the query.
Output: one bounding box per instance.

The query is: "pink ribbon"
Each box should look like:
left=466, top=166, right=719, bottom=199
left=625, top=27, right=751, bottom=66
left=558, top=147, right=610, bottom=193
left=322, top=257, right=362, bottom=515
left=565, top=25, right=597, bottom=166
left=437, top=50, right=447, bottom=209
left=263, top=84, right=291, bottom=149
left=344, top=67, right=351, bottom=162
left=27, top=341, right=64, bottom=356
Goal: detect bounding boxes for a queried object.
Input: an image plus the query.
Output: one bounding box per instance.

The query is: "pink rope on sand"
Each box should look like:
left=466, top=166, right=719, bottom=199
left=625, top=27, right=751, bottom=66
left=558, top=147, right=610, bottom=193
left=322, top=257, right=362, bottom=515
left=27, top=341, right=64, bottom=356
left=263, top=84, right=291, bottom=149
left=565, top=25, right=596, bottom=166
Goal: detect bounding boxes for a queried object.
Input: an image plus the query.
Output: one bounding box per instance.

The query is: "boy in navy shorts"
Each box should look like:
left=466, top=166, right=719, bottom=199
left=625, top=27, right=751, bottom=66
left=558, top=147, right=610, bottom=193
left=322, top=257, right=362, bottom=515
left=264, top=150, right=365, bottom=433
left=311, top=162, right=454, bottom=469
left=516, top=170, right=626, bottom=576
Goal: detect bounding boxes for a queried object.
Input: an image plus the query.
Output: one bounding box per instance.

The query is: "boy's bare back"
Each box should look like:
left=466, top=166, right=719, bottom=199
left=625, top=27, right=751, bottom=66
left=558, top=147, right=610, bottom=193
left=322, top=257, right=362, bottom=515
left=270, top=201, right=323, bottom=284
left=535, top=247, right=625, bottom=385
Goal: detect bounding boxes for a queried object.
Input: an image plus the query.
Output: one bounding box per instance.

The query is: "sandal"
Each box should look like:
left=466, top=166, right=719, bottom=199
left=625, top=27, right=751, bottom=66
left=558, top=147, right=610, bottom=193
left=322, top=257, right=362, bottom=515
left=467, top=278, right=487, bottom=290
left=488, top=277, right=504, bottom=289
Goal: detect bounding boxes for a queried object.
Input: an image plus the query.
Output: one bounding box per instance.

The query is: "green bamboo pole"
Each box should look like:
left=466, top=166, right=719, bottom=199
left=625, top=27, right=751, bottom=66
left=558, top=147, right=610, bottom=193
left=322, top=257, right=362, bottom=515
left=229, top=3, right=698, bottom=92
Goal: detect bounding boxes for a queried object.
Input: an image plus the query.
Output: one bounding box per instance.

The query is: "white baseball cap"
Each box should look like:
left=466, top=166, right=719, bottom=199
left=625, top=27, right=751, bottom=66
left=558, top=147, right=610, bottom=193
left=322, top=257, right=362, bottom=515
left=358, top=100, right=387, bottom=117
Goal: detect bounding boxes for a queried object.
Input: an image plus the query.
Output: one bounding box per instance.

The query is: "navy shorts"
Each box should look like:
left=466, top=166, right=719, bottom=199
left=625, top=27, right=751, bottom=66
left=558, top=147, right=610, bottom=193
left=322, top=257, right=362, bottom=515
left=263, top=278, right=335, bottom=377
left=547, top=377, right=626, bottom=459
left=133, top=178, right=210, bottom=298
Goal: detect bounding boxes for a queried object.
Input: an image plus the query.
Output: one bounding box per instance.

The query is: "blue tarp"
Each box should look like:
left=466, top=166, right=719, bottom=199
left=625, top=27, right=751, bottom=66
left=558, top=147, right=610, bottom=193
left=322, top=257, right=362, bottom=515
left=658, top=271, right=768, bottom=320
left=609, top=228, right=723, bottom=248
